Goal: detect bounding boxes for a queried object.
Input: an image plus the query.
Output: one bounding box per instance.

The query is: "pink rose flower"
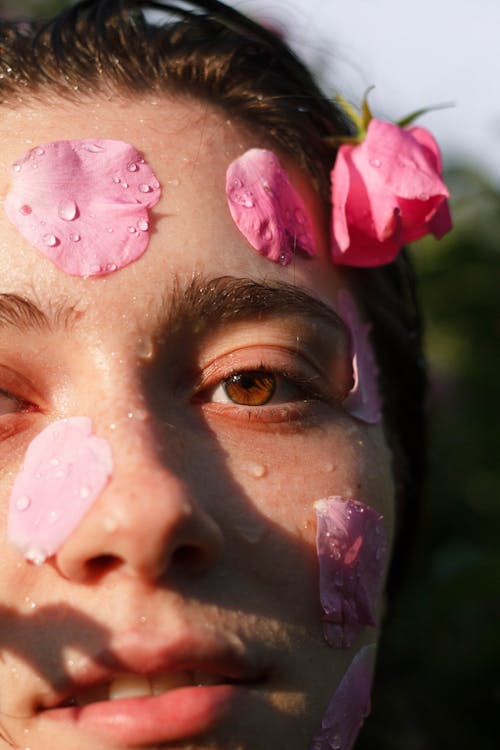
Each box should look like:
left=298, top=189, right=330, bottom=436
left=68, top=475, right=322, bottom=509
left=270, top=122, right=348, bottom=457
left=331, top=119, right=452, bottom=266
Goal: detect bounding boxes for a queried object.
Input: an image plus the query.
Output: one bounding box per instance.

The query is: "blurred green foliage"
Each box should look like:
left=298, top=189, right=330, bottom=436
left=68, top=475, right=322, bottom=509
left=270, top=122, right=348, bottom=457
left=359, top=167, right=500, bottom=750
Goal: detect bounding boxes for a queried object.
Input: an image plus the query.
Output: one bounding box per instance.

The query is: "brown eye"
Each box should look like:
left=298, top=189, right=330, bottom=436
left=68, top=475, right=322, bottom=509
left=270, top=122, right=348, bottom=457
left=224, top=371, right=276, bottom=406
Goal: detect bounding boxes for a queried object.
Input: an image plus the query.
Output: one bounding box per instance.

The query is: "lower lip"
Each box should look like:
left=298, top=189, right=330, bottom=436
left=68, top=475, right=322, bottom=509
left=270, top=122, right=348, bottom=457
left=44, top=684, right=241, bottom=746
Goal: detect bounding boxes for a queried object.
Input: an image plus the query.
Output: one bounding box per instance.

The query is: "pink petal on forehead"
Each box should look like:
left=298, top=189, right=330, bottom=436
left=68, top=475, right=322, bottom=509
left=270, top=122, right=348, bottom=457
left=315, top=497, right=387, bottom=649
left=4, top=140, right=161, bottom=277
left=337, top=288, right=381, bottom=424
left=309, top=644, right=376, bottom=750
left=226, top=148, right=316, bottom=265
left=8, top=417, right=113, bottom=565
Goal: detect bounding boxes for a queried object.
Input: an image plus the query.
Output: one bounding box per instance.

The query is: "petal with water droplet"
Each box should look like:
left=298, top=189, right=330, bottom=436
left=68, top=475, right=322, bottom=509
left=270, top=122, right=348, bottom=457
left=337, top=289, right=381, bottom=424
left=314, top=497, right=387, bottom=648
left=4, top=139, right=161, bottom=277
left=310, top=645, right=375, bottom=750
left=226, top=148, right=316, bottom=264
left=7, top=417, right=113, bottom=563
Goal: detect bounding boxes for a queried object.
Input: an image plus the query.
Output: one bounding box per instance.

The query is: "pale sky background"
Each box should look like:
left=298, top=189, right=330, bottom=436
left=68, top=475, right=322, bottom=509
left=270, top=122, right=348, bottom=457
left=230, top=0, right=500, bottom=185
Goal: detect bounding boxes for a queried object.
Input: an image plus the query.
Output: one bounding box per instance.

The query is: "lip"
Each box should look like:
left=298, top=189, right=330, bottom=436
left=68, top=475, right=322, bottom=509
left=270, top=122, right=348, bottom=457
left=44, top=684, right=241, bottom=746
left=36, top=627, right=263, bottom=746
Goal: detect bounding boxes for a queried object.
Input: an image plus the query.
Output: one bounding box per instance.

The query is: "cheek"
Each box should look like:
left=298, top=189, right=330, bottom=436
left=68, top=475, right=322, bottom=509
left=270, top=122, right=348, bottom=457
left=199, top=413, right=394, bottom=545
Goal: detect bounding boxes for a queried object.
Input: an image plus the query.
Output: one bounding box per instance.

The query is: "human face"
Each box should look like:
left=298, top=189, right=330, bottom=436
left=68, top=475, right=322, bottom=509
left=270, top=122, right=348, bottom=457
left=0, top=95, right=394, bottom=750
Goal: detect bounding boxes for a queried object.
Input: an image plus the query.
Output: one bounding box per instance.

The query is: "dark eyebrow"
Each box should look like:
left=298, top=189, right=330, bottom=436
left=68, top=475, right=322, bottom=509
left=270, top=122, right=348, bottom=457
left=0, top=293, right=81, bottom=333
left=161, top=275, right=345, bottom=334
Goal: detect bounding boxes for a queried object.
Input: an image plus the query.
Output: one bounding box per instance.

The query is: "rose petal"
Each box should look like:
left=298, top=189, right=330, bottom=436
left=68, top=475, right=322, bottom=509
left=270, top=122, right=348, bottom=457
left=226, top=148, right=316, bottom=264
left=315, top=497, right=387, bottom=648
left=337, top=289, right=381, bottom=424
left=8, top=417, right=113, bottom=564
left=309, top=645, right=376, bottom=750
left=4, top=140, right=161, bottom=277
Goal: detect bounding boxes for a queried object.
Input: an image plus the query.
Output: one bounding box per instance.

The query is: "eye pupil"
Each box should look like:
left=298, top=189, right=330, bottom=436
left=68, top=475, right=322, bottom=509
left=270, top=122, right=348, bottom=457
left=225, top=371, right=276, bottom=406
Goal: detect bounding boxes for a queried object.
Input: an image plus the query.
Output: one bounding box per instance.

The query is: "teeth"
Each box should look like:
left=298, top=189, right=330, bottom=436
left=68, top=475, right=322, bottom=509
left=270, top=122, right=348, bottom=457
left=151, top=670, right=192, bottom=694
left=74, top=670, right=222, bottom=705
left=109, top=674, right=151, bottom=700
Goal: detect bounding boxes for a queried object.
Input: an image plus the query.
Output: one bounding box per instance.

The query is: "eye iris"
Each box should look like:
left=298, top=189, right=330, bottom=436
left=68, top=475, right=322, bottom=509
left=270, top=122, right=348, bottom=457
left=224, top=371, right=276, bottom=406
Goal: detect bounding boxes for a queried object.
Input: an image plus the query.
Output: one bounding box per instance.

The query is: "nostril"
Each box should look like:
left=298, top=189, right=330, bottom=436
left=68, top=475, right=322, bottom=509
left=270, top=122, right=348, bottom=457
left=171, top=544, right=209, bottom=574
left=85, top=554, right=122, bottom=578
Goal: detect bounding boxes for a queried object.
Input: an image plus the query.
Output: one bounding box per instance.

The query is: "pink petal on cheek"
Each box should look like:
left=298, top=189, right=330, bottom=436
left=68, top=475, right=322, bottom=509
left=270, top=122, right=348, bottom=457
left=7, top=417, right=113, bottom=565
left=309, top=644, right=376, bottom=750
left=4, top=140, right=161, bottom=277
left=314, top=497, right=387, bottom=649
left=226, top=148, right=316, bottom=264
left=337, top=289, right=381, bottom=425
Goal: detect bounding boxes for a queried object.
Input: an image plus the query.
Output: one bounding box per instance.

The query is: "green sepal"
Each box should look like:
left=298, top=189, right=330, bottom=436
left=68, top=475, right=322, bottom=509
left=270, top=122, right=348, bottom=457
left=335, top=94, right=363, bottom=133
left=396, top=102, right=454, bottom=128
left=325, top=134, right=365, bottom=147
left=361, top=86, right=376, bottom=131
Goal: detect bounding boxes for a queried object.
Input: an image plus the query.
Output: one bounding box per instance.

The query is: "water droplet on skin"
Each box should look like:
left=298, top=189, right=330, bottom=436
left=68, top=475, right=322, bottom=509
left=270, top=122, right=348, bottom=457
left=69, top=233, right=80, bottom=242
left=138, top=183, right=152, bottom=193
left=151, top=179, right=160, bottom=189
left=58, top=198, right=78, bottom=221
left=106, top=226, right=114, bottom=233
left=235, top=521, right=265, bottom=544
left=136, top=219, right=149, bottom=231
left=33, top=146, right=45, bottom=156
left=103, top=516, right=118, bottom=533
left=82, top=143, right=104, bottom=153
left=90, top=264, right=101, bottom=273
left=127, top=226, right=137, bottom=234
left=19, top=204, right=32, bottom=215
left=106, top=263, right=117, bottom=272
left=248, top=463, right=267, bottom=479
left=113, top=176, right=121, bottom=184
left=50, top=457, right=60, bottom=466
left=25, top=546, right=46, bottom=566
left=232, top=178, right=241, bottom=188
left=15, top=496, right=31, bottom=511
left=121, top=181, right=129, bottom=189
left=127, top=161, right=138, bottom=172
left=324, top=462, right=335, bottom=473
left=13, top=163, right=22, bottom=172
left=370, top=158, right=381, bottom=168
left=278, top=252, right=288, bottom=265
left=43, top=233, right=58, bottom=247
left=109, top=423, right=117, bottom=431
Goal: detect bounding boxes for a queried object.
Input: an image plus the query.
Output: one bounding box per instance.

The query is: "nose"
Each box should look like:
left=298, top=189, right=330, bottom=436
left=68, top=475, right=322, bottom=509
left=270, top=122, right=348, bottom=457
left=54, top=433, right=224, bottom=584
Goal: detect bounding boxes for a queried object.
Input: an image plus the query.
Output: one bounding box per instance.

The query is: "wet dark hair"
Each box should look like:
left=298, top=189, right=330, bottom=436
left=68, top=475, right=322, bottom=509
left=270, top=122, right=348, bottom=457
left=0, top=0, right=425, bottom=592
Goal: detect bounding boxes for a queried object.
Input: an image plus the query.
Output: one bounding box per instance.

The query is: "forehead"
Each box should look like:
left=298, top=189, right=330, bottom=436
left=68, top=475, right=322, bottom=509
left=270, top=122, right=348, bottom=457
left=0, top=94, right=344, bottom=319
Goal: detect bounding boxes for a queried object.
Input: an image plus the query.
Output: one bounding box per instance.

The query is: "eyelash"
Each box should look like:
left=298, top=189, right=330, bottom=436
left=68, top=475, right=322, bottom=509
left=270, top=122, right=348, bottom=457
left=209, top=366, right=325, bottom=405
left=0, top=387, right=31, bottom=415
